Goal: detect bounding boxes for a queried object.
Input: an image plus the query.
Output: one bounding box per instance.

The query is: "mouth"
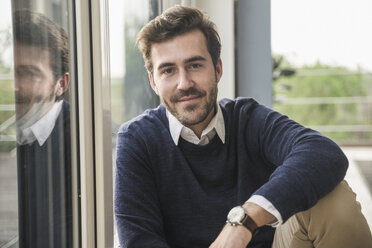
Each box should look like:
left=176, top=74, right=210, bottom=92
left=177, top=95, right=201, bottom=104
left=15, top=97, right=29, bottom=104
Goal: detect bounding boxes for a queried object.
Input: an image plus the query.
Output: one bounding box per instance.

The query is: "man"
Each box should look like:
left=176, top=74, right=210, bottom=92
left=115, top=5, right=372, bottom=248
left=13, top=10, right=72, bottom=248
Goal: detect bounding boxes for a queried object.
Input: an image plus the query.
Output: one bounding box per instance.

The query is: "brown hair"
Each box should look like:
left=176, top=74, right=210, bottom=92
left=13, top=9, right=69, bottom=82
left=137, top=5, right=221, bottom=74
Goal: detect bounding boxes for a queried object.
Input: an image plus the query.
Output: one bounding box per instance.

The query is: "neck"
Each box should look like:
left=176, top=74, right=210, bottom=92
left=16, top=101, right=56, bottom=128
left=188, top=105, right=216, bottom=138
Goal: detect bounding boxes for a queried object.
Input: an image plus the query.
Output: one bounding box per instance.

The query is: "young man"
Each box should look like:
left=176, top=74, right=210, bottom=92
left=13, top=10, right=72, bottom=248
left=115, top=5, right=372, bottom=248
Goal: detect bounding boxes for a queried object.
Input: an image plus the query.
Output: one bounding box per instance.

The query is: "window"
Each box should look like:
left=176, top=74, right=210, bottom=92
left=0, top=3, right=17, bottom=247
left=109, top=1, right=160, bottom=246
left=0, top=1, right=78, bottom=247
left=109, top=0, right=159, bottom=128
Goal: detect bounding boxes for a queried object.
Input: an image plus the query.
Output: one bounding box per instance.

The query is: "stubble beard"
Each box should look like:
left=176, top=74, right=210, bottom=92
left=15, top=84, right=56, bottom=119
left=163, top=82, right=218, bottom=127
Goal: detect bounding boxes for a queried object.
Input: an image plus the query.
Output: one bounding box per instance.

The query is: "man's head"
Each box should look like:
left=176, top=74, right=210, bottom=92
left=137, top=5, right=221, bottom=75
left=137, top=6, right=223, bottom=136
left=13, top=9, right=70, bottom=118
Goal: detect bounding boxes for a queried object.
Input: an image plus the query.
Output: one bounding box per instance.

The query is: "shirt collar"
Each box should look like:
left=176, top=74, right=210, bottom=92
left=17, top=101, right=63, bottom=146
left=167, top=103, right=225, bottom=145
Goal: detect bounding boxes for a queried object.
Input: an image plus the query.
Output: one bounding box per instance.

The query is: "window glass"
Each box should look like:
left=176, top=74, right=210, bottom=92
left=109, top=0, right=159, bottom=127
left=109, top=1, right=160, bottom=246
left=0, top=1, right=17, bottom=246
left=0, top=1, right=76, bottom=247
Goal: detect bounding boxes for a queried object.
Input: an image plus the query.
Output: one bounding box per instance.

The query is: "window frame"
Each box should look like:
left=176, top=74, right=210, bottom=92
left=74, top=0, right=113, bottom=247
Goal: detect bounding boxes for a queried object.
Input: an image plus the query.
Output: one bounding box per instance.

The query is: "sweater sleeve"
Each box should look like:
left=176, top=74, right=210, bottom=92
left=247, top=104, right=348, bottom=223
left=114, top=129, right=170, bottom=248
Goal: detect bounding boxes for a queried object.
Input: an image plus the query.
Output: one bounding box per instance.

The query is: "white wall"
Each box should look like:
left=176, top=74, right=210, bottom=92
left=194, top=0, right=235, bottom=100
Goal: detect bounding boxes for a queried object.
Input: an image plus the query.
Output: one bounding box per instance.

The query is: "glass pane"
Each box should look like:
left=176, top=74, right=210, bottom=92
left=0, top=1, right=17, bottom=247
left=0, top=0, right=76, bottom=247
left=110, top=0, right=159, bottom=127
left=109, top=0, right=160, bottom=246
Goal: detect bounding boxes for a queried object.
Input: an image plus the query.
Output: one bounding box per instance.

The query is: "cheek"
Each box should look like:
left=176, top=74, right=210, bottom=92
left=154, top=81, right=173, bottom=97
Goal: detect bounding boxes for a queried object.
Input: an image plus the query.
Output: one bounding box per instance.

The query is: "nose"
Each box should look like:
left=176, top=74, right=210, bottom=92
left=177, top=69, right=193, bottom=90
left=14, top=78, right=20, bottom=92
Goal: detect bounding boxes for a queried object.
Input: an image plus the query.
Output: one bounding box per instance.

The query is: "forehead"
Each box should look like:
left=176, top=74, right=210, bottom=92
left=14, top=43, right=51, bottom=66
left=150, top=29, right=211, bottom=68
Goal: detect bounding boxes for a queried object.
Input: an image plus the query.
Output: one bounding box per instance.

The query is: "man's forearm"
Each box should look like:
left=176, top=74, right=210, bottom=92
left=210, top=202, right=276, bottom=247
left=242, top=202, right=276, bottom=227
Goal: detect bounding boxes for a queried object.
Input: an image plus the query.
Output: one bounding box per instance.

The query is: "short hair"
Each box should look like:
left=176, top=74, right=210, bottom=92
left=13, top=9, right=69, bottom=81
left=137, top=5, right=221, bottom=74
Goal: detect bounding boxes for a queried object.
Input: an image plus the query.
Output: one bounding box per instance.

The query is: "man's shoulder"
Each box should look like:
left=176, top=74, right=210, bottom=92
left=218, top=97, right=264, bottom=115
left=118, top=105, right=167, bottom=135
left=55, top=100, right=70, bottom=131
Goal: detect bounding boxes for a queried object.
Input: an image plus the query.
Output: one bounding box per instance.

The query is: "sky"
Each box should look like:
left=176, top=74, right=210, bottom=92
left=271, top=0, right=372, bottom=71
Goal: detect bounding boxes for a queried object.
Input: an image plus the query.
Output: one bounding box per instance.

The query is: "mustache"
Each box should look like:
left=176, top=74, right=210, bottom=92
left=170, top=88, right=206, bottom=103
left=15, top=93, right=31, bottom=104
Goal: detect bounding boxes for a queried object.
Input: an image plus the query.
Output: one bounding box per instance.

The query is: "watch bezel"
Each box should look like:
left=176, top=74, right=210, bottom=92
left=226, top=206, right=246, bottom=225
left=226, top=205, right=260, bottom=236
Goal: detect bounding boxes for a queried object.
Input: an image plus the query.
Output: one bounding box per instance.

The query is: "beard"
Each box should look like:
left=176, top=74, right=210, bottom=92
left=162, top=82, right=218, bottom=127
left=15, top=87, right=56, bottom=119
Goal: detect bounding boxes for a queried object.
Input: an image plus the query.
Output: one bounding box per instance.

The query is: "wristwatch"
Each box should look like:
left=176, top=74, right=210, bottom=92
left=226, top=206, right=259, bottom=236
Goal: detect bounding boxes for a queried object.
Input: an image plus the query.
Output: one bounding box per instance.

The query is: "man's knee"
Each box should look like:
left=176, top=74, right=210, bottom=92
left=310, top=181, right=361, bottom=223
left=295, top=180, right=372, bottom=248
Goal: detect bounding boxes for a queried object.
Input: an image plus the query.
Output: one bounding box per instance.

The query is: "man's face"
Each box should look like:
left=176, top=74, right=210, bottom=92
left=14, top=44, right=59, bottom=119
left=149, top=29, right=222, bottom=133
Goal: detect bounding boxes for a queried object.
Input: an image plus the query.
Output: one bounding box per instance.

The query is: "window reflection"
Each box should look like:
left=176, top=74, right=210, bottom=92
left=12, top=9, right=72, bottom=248
left=0, top=1, right=17, bottom=247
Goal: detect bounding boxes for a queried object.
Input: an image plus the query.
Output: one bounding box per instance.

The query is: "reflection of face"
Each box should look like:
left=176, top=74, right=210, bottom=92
left=14, top=44, right=58, bottom=119
left=149, top=30, right=222, bottom=135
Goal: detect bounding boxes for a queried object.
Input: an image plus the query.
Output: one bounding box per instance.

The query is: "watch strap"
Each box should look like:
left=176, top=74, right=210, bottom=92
left=241, top=213, right=259, bottom=236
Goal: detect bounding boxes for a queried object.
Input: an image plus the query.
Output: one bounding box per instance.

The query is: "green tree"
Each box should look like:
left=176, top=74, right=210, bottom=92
left=273, top=56, right=372, bottom=145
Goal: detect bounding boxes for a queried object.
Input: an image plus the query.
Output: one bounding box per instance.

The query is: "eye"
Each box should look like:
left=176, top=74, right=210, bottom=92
left=16, top=68, right=34, bottom=78
left=161, top=68, right=174, bottom=75
left=189, top=63, right=202, bottom=70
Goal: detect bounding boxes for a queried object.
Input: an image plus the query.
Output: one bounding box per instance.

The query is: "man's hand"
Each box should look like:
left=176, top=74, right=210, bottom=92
left=209, top=224, right=252, bottom=248
left=210, top=202, right=276, bottom=247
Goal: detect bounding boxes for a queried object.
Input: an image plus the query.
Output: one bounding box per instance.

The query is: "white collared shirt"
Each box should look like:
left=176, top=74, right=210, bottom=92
left=17, top=101, right=63, bottom=146
left=167, top=103, right=283, bottom=227
left=168, top=104, right=225, bottom=146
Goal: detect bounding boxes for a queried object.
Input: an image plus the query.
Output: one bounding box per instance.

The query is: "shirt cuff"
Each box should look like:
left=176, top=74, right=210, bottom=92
left=246, top=195, right=283, bottom=227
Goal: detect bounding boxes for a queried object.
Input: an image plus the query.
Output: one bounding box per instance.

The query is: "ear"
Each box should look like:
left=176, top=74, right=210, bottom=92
left=215, top=58, right=223, bottom=83
left=149, top=72, right=159, bottom=95
left=55, top=72, right=70, bottom=97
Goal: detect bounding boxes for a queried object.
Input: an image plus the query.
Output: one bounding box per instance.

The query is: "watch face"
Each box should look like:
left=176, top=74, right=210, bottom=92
left=227, top=206, right=245, bottom=223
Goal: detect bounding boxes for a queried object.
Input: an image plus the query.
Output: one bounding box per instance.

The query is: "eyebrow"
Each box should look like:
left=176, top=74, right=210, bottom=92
left=157, top=62, right=175, bottom=71
left=156, top=56, right=207, bottom=71
left=15, top=65, right=42, bottom=74
left=184, top=56, right=207, bottom=64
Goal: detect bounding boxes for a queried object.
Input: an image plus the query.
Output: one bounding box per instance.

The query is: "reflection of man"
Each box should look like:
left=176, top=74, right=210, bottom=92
left=115, top=6, right=372, bottom=248
left=13, top=10, right=72, bottom=247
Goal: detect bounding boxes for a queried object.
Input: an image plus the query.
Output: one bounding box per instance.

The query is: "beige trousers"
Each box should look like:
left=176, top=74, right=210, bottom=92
left=272, top=180, right=372, bottom=248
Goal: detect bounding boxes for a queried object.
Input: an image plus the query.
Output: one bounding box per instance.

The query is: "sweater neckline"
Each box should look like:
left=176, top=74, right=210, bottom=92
left=178, top=133, right=224, bottom=156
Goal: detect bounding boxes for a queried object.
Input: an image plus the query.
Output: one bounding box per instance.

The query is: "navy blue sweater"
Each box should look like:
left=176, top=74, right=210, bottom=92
left=17, top=101, right=72, bottom=248
left=115, top=98, right=348, bottom=248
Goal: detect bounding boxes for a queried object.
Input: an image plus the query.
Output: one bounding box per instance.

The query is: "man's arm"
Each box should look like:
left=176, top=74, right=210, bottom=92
left=251, top=105, right=348, bottom=221
left=211, top=102, right=348, bottom=247
left=115, top=130, right=170, bottom=248
left=210, top=202, right=275, bottom=248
